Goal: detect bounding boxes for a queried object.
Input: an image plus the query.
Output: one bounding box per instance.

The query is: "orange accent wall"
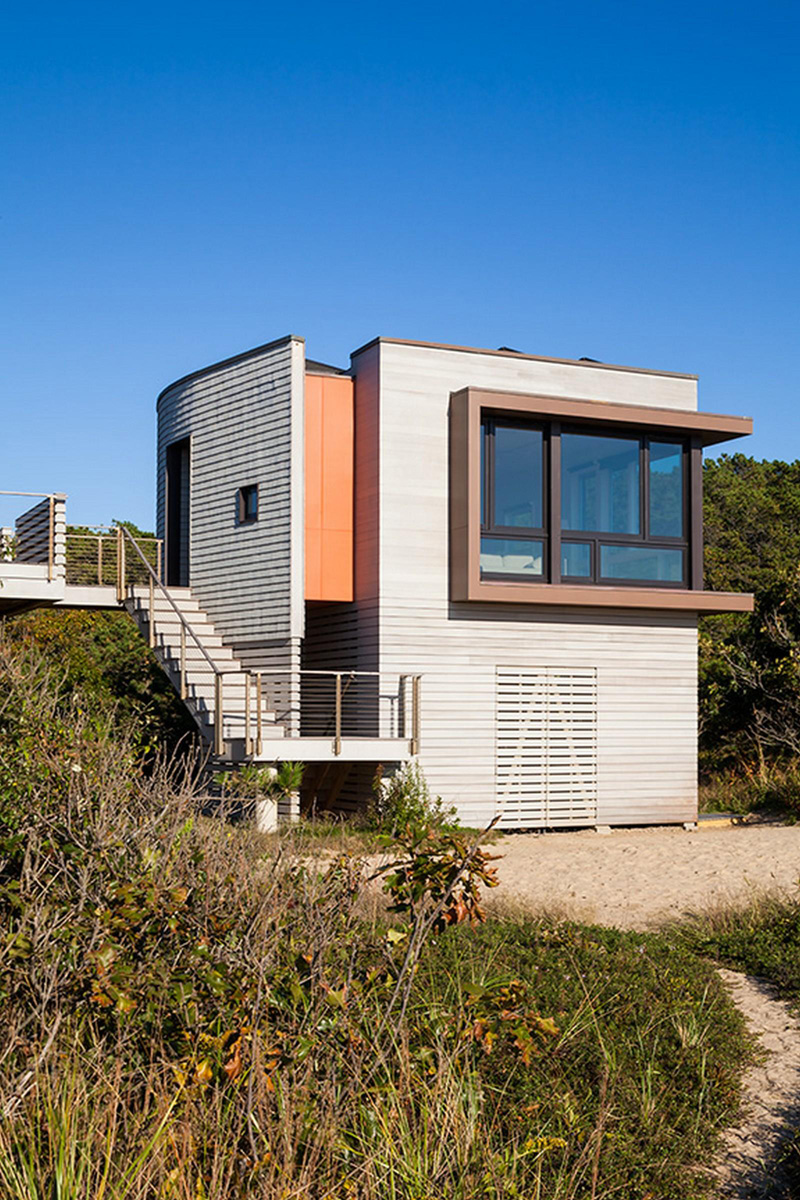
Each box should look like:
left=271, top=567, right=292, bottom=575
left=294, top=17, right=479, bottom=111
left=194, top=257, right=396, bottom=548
left=305, top=373, right=354, bottom=601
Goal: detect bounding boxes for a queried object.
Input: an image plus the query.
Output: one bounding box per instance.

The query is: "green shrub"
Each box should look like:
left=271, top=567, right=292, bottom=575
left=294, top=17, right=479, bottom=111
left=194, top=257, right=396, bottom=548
left=370, top=760, right=458, bottom=833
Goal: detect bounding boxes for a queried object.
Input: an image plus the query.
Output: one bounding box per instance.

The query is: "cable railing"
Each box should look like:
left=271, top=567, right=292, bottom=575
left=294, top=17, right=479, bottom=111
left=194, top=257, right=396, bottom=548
left=115, top=523, right=422, bottom=760
left=65, top=527, right=163, bottom=587
left=241, top=669, right=421, bottom=757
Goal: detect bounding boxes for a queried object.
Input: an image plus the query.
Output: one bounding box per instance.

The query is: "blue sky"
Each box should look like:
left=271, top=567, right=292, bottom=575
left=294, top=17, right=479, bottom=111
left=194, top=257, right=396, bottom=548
left=1, top=0, right=798, bottom=529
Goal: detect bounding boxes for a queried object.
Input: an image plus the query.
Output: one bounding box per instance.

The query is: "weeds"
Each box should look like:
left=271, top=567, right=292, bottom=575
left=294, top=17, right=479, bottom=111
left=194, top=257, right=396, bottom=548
left=0, top=637, right=754, bottom=1197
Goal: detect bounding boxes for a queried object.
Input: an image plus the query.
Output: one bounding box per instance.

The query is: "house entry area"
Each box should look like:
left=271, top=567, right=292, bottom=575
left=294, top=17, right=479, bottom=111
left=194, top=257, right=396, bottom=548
left=165, top=438, right=190, bottom=588
left=495, top=666, right=598, bottom=828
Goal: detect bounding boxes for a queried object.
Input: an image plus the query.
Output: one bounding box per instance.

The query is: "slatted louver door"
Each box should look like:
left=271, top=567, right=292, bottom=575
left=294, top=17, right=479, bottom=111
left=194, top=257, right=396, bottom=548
left=496, top=667, right=597, bottom=828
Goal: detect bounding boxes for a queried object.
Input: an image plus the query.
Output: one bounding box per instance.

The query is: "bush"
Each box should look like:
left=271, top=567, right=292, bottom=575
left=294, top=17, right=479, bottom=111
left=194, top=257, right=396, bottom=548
left=0, top=638, right=753, bottom=1198
left=370, top=760, right=458, bottom=833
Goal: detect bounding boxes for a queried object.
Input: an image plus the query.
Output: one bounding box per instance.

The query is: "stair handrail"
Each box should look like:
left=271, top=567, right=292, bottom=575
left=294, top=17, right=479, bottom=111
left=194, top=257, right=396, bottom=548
left=116, top=524, right=226, bottom=754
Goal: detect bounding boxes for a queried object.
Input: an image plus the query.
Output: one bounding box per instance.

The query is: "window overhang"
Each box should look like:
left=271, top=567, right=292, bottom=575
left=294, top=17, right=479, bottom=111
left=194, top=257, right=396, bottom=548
left=449, top=387, right=754, bottom=613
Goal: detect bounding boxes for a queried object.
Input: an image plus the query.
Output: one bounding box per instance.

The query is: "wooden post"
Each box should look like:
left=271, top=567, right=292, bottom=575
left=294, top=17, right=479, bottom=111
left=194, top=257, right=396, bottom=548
left=148, top=575, right=155, bottom=648
left=245, top=672, right=252, bottom=757
left=214, top=674, right=223, bottom=757
left=116, top=528, right=123, bottom=602
left=47, top=496, right=54, bottom=582
left=180, top=625, right=186, bottom=700
left=411, top=675, right=421, bottom=756
left=97, top=536, right=103, bottom=586
left=334, top=672, right=342, bottom=756
left=255, top=672, right=263, bottom=756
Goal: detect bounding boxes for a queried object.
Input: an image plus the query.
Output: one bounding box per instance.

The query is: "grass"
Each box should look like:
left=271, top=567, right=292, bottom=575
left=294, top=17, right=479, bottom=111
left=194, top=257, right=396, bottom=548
left=0, top=634, right=761, bottom=1198
left=699, top=760, right=800, bottom=817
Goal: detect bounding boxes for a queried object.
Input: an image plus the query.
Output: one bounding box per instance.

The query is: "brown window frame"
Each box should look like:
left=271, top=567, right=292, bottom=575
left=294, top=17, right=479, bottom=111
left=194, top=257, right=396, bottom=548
left=450, top=386, right=754, bottom=613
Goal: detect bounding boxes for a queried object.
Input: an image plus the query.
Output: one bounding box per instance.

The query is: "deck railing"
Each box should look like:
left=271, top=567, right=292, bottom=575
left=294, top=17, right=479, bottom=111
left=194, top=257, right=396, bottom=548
left=0, top=491, right=66, bottom=580
left=65, top=528, right=163, bottom=587
left=241, top=669, right=421, bottom=757
left=117, top=525, right=421, bottom=757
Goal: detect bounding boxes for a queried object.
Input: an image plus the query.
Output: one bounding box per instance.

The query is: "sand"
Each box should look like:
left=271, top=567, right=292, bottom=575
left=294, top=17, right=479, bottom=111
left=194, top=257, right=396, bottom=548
left=489, top=820, right=800, bottom=929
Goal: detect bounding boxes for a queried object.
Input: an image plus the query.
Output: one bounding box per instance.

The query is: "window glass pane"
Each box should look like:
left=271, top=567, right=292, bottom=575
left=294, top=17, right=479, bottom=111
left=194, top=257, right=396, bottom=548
left=600, top=544, right=683, bottom=582
left=480, top=423, right=487, bottom=525
left=649, top=442, right=683, bottom=537
left=494, top=425, right=543, bottom=528
left=562, top=433, right=640, bottom=534
left=561, top=542, right=592, bottom=577
left=480, top=537, right=544, bottom=577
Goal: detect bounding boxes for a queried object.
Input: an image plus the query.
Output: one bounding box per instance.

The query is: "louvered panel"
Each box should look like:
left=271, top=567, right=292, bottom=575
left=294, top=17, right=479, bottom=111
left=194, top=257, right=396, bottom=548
left=496, top=667, right=597, bottom=829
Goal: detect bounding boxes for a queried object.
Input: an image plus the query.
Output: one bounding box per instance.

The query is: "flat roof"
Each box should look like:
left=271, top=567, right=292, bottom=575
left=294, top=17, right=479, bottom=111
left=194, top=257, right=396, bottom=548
left=350, top=336, right=699, bottom=381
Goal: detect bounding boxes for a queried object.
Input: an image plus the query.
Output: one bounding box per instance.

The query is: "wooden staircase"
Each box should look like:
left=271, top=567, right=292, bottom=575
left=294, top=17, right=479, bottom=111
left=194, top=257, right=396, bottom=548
left=124, top=585, right=286, bottom=759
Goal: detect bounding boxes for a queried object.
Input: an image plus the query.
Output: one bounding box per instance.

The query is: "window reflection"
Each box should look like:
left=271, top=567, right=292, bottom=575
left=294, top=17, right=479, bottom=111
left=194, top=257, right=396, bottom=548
left=494, top=426, right=543, bottom=528
left=649, top=442, right=683, bottom=537
left=562, top=434, right=640, bottom=535
left=480, top=537, right=544, bottom=577
left=600, top=544, right=683, bottom=582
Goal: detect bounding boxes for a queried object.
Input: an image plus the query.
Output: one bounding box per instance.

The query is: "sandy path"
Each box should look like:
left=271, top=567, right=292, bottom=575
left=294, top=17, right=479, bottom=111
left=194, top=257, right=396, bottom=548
left=714, top=970, right=800, bottom=1199
left=490, top=822, right=800, bottom=929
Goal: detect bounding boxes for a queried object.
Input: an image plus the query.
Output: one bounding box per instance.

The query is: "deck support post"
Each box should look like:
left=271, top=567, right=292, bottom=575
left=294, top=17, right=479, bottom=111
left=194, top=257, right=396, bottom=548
left=410, top=675, right=421, bottom=756
left=255, top=672, right=263, bottom=756
left=148, top=575, right=155, bottom=648
left=214, top=674, right=223, bottom=757
left=334, top=672, right=342, bottom=756
left=245, top=672, right=252, bottom=757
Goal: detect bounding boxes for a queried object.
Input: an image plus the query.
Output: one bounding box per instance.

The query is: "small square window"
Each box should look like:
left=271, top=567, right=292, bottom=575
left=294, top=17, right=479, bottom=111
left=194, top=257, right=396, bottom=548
left=238, top=484, right=258, bottom=524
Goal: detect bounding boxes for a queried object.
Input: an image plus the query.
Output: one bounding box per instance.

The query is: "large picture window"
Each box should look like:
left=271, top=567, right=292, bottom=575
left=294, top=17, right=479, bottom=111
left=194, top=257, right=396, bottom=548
left=481, top=420, right=688, bottom=587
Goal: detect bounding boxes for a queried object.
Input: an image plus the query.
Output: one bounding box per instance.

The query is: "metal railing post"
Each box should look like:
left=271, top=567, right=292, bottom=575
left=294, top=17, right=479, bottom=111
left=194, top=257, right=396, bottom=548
left=179, top=625, right=186, bottom=700
left=148, top=575, right=155, bottom=648
left=410, top=675, right=421, bottom=756
left=245, top=671, right=252, bottom=757
left=214, top=674, right=223, bottom=757
left=156, top=539, right=163, bottom=582
left=334, top=672, right=342, bottom=756
left=255, top=672, right=263, bottom=756
left=97, top=536, right=103, bottom=586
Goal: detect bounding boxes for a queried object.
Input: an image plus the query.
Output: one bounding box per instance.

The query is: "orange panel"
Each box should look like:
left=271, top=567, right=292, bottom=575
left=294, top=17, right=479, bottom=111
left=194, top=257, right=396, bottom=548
left=305, top=373, right=353, bottom=601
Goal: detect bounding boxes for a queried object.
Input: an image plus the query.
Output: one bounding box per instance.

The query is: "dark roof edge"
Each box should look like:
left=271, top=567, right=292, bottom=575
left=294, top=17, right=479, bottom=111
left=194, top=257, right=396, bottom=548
left=350, top=336, right=698, bottom=381
left=156, top=335, right=305, bottom=409
left=305, top=358, right=350, bottom=377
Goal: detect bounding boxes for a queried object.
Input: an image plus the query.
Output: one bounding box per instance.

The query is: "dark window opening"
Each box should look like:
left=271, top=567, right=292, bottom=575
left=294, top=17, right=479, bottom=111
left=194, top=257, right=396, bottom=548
left=238, top=484, right=258, bottom=524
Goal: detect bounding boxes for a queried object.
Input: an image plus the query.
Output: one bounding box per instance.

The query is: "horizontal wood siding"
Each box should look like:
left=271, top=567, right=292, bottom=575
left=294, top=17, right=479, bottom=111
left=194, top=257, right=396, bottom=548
left=157, top=337, right=304, bottom=665
left=373, top=342, right=699, bottom=828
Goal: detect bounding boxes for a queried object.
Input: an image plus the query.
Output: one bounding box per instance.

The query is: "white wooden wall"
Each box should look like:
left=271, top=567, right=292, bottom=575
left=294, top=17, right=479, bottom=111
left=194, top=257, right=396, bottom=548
left=157, top=337, right=305, bottom=677
left=352, top=340, right=699, bottom=828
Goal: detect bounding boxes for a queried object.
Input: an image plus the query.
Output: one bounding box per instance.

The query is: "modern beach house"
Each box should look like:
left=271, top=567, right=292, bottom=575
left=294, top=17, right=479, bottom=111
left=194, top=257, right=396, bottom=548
left=0, top=334, right=753, bottom=828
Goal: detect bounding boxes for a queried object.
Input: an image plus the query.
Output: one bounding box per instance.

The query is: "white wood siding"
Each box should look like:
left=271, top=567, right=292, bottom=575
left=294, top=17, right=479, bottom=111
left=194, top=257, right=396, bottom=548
left=363, top=341, right=699, bottom=828
left=157, top=337, right=305, bottom=672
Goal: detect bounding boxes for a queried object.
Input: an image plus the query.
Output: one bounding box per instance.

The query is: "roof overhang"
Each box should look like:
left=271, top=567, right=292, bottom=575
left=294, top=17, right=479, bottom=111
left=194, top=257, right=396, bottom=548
left=455, top=387, right=752, bottom=448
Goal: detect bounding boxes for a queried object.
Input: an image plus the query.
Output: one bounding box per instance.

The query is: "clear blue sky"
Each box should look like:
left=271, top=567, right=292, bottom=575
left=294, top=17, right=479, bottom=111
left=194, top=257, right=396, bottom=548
left=1, top=0, right=797, bottom=529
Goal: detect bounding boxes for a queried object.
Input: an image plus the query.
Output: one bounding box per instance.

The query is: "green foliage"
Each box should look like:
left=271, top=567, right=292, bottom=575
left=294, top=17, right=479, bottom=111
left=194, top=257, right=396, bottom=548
left=700, top=454, right=800, bottom=787
left=704, top=454, right=800, bottom=595
left=3, top=607, right=195, bottom=757
left=216, top=760, right=304, bottom=800
left=683, top=895, right=800, bottom=1008
left=417, top=918, right=750, bottom=1197
left=376, top=824, right=500, bottom=931
left=0, top=638, right=754, bottom=1197
left=370, top=760, right=458, bottom=834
